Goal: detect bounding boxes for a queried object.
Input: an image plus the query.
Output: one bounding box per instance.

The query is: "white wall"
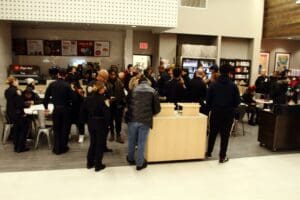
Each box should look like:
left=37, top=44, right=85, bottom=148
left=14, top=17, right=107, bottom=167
left=220, top=37, right=252, bottom=60
left=12, top=28, right=125, bottom=75
left=261, top=39, right=300, bottom=73
left=167, top=0, right=264, bottom=38
left=158, top=34, right=177, bottom=65
left=0, top=22, right=12, bottom=81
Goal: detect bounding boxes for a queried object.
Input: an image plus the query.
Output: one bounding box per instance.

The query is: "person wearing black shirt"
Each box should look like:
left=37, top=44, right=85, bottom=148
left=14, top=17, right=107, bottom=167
left=255, top=69, right=270, bottom=97
left=206, top=64, right=240, bottom=163
left=44, top=69, right=73, bottom=155
left=107, top=68, right=126, bottom=143
left=165, top=67, right=187, bottom=105
left=189, top=70, right=207, bottom=106
left=242, top=86, right=258, bottom=125
left=80, top=81, right=110, bottom=172
left=5, top=76, right=30, bottom=152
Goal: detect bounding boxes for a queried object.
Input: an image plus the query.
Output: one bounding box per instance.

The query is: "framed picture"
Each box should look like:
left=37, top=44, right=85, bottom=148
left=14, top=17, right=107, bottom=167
left=259, top=52, right=270, bottom=75
left=27, top=40, right=43, bottom=55
left=94, top=41, right=110, bottom=57
left=77, top=40, right=94, bottom=56
left=44, top=40, right=62, bottom=56
left=275, top=52, right=290, bottom=71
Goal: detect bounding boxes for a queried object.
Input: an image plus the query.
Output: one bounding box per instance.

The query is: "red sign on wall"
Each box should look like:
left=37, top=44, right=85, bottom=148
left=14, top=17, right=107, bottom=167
left=139, top=42, right=148, bottom=49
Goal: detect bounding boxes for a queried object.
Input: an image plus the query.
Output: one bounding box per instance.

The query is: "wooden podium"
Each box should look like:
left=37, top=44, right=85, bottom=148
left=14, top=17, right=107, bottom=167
left=145, top=113, right=207, bottom=162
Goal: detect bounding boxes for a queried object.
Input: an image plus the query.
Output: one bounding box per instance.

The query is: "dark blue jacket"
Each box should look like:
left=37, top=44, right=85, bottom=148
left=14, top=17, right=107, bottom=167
left=206, top=75, right=240, bottom=113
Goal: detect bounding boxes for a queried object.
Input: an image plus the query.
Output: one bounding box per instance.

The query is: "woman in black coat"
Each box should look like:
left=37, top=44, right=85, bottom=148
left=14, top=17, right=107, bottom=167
left=80, top=81, right=110, bottom=172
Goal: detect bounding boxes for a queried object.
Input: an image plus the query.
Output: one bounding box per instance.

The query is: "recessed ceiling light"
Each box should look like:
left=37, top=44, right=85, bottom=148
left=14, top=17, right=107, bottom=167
left=296, top=0, right=300, bottom=4
left=131, top=25, right=136, bottom=28
left=288, top=37, right=293, bottom=39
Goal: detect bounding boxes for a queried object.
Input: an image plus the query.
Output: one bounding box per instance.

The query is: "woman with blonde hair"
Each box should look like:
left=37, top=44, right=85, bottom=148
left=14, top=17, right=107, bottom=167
left=80, top=81, right=110, bottom=172
left=5, top=76, right=30, bottom=152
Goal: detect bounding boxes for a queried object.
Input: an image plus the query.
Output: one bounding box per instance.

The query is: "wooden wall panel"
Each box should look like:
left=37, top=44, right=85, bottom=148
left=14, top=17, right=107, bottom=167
left=264, top=0, right=300, bottom=38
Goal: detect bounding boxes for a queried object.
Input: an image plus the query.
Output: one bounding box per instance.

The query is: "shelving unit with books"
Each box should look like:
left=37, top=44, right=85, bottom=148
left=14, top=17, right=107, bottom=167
left=220, top=59, right=251, bottom=86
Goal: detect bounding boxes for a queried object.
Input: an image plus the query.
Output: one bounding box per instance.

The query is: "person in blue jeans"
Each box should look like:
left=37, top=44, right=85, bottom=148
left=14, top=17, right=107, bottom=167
left=126, top=75, right=161, bottom=170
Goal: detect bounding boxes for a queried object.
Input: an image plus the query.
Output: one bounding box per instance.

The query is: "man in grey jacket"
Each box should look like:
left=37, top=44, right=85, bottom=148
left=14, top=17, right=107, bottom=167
left=126, top=75, right=161, bottom=170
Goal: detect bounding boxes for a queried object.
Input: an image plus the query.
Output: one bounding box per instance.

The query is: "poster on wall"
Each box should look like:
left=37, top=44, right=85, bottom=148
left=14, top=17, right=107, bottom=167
left=27, top=40, right=43, bottom=55
left=94, top=41, right=110, bottom=57
left=275, top=52, right=290, bottom=72
left=44, top=40, right=62, bottom=56
left=12, top=39, right=27, bottom=55
left=77, top=40, right=94, bottom=56
left=62, top=40, right=77, bottom=56
left=259, top=52, right=270, bottom=75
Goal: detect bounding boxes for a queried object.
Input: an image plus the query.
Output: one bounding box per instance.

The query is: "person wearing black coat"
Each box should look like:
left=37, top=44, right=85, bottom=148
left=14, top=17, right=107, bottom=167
left=165, top=67, right=187, bottom=106
left=107, top=68, right=126, bottom=143
left=188, top=70, right=207, bottom=105
left=70, top=84, right=85, bottom=143
left=206, top=64, right=240, bottom=163
left=80, top=81, right=110, bottom=172
left=44, top=69, right=73, bottom=155
left=4, top=76, right=30, bottom=152
left=255, top=69, right=270, bottom=96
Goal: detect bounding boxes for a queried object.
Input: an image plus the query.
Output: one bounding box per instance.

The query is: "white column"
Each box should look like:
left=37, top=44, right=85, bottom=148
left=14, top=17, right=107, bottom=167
left=0, top=22, right=12, bottom=81
left=124, top=29, right=133, bottom=70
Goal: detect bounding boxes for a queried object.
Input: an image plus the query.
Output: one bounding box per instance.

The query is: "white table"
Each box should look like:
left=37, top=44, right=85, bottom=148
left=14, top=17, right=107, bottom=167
left=255, top=99, right=273, bottom=109
left=24, top=104, right=54, bottom=115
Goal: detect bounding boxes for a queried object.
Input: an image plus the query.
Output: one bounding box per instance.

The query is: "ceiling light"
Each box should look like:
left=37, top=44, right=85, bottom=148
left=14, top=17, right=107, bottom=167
left=131, top=25, right=136, bottom=28
left=288, top=37, right=293, bottom=39
left=297, top=0, right=300, bottom=4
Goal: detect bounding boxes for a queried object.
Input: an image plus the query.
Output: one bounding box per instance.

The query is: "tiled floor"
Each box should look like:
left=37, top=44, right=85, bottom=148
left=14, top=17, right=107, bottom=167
left=0, top=154, right=299, bottom=200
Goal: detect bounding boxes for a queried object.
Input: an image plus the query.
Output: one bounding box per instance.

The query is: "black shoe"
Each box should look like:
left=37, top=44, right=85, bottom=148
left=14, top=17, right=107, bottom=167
left=104, top=148, right=113, bottom=152
left=61, top=146, right=70, bottom=154
left=16, top=148, right=30, bottom=153
left=136, top=160, right=147, bottom=171
left=219, top=157, right=229, bottom=163
left=95, top=164, right=106, bottom=172
left=87, top=163, right=95, bottom=169
left=126, top=156, right=136, bottom=165
left=205, top=152, right=212, bottom=158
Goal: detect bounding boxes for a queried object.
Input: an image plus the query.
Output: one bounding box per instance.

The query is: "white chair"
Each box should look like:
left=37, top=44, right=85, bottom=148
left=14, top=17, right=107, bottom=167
left=0, top=106, right=13, bottom=145
left=35, top=110, right=52, bottom=149
left=230, top=104, right=247, bottom=136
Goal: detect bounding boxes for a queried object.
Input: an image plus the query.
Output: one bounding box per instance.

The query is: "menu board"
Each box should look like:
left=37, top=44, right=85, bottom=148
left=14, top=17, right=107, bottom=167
left=12, top=39, right=27, bottom=55
left=62, top=40, right=77, bottom=56
left=94, top=41, right=110, bottom=57
left=44, top=40, right=61, bottom=56
left=77, top=40, right=94, bottom=56
left=27, top=40, right=43, bottom=55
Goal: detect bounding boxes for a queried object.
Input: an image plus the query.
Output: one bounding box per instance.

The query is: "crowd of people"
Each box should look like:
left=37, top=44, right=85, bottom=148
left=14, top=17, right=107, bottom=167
left=8, top=62, right=298, bottom=172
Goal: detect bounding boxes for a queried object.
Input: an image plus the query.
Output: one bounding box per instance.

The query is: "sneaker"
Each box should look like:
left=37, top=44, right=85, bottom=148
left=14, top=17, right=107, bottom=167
left=136, top=160, right=147, bottom=171
left=219, top=157, right=229, bottom=163
left=116, top=135, right=124, bottom=144
left=95, top=164, right=106, bottom=172
left=109, top=134, right=115, bottom=142
left=126, top=156, right=136, bottom=165
left=205, top=152, right=212, bottom=158
left=78, top=135, right=84, bottom=143
left=87, top=162, right=95, bottom=169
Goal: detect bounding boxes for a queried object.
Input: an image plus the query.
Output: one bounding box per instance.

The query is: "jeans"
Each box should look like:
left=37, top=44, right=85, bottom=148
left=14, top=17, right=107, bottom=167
left=127, top=122, right=150, bottom=167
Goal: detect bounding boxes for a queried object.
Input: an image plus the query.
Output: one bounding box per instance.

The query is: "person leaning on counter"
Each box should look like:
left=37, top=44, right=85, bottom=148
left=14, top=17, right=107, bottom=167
left=80, top=81, right=110, bottom=172
left=43, top=69, right=73, bottom=155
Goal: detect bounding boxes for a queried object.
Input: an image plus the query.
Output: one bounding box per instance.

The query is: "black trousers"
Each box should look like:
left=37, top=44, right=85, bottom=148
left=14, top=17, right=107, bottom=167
left=207, top=111, right=234, bottom=158
left=109, top=104, right=124, bottom=136
left=52, top=106, right=71, bottom=154
left=13, top=116, right=29, bottom=152
left=87, top=118, right=106, bottom=167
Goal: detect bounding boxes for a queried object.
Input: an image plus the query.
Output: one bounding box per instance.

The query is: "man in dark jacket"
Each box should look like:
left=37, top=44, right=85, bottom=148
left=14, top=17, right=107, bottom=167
left=107, top=68, right=126, bottom=143
left=165, top=67, right=187, bottom=104
left=255, top=69, right=270, bottom=96
left=44, top=69, right=73, bottom=155
left=206, top=64, right=240, bottom=163
left=126, top=76, right=161, bottom=170
left=189, top=69, right=207, bottom=105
